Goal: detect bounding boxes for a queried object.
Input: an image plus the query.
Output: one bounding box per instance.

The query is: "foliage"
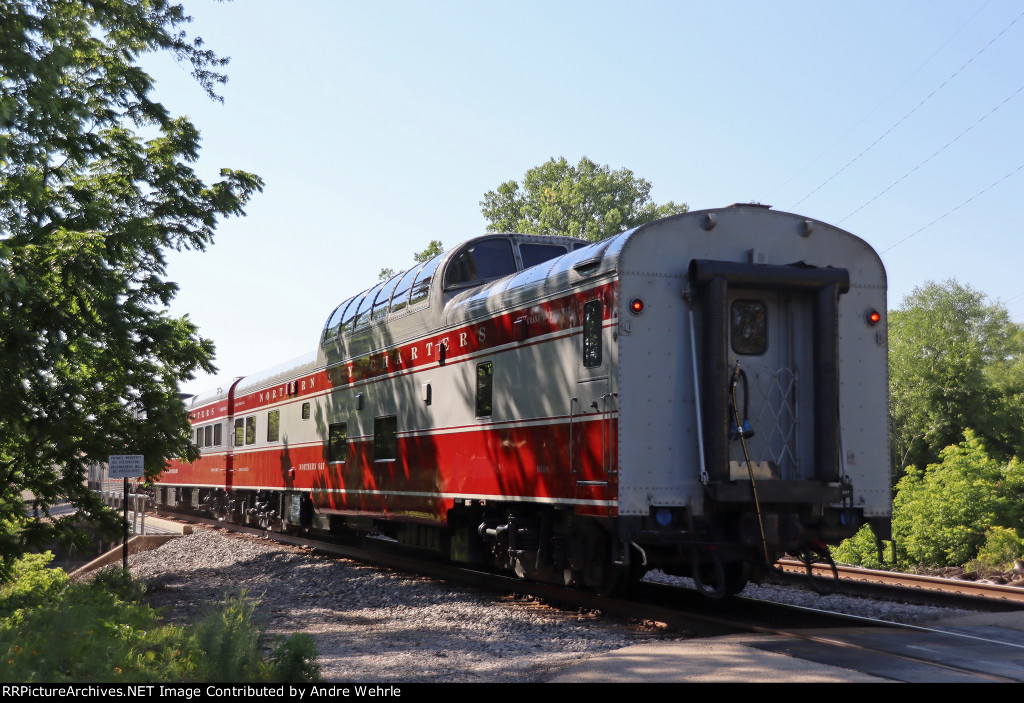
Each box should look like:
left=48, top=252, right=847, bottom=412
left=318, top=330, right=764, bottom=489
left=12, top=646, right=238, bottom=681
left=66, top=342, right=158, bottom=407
left=0, top=0, right=263, bottom=576
left=480, top=156, right=687, bottom=242
left=891, top=431, right=1024, bottom=569
left=378, top=238, right=443, bottom=281
left=970, top=526, right=1024, bottom=576
left=0, top=554, right=321, bottom=682
left=831, top=524, right=888, bottom=570
left=0, top=550, right=68, bottom=611
left=888, top=279, right=1024, bottom=479
left=266, top=632, right=322, bottom=683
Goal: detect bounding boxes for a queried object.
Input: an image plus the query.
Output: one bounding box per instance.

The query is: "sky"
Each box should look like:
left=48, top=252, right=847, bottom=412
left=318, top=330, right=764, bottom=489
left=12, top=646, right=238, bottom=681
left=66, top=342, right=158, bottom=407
left=152, top=0, right=1024, bottom=394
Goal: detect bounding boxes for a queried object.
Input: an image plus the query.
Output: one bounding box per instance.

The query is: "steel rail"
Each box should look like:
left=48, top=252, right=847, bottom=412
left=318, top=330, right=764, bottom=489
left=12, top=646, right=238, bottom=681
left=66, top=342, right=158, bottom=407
left=146, top=509, right=1024, bottom=682
left=777, top=558, right=1024, bottom=606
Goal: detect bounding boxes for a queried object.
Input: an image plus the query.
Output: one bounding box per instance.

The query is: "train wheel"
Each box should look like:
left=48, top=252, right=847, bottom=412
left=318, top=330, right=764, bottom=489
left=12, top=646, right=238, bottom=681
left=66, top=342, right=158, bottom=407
left=691, top=549, right=748, bottom=598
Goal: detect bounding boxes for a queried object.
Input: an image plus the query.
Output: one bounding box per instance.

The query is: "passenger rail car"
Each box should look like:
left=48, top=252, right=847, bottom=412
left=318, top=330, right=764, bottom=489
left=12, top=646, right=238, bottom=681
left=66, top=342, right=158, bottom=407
left=157, top=205, right=891, bottom=596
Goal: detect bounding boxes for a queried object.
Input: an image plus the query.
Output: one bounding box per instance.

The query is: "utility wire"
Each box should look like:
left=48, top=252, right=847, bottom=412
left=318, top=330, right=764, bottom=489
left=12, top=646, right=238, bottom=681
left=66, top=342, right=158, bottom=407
left=790, top=7, right=1024, bottom=210
left=768, top=1, right=991, bottom=199
left=880, top=161, right=1024, bottom=254
left=838, top=81, right=1024, bottom=224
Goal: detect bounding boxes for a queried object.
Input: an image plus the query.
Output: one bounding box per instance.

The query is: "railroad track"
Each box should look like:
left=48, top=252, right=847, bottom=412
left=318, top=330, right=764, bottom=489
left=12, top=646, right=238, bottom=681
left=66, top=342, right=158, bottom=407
left=144, top=510, right=1024, bottom=681
left=150, top=507, right=1024, bottom=611
left=776, top=558, right=1024, bottom=609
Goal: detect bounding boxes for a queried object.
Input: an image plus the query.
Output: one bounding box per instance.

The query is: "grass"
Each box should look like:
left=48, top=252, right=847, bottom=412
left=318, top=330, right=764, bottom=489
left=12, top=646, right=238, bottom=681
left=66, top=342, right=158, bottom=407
left=0, top=552, right=322, bottom=683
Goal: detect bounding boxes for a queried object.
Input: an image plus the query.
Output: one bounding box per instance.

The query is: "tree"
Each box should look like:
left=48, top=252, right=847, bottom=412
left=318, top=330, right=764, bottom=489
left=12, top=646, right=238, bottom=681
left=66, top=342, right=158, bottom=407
left=0, top=0, right=263, bottom=575
left=480, top=156, right=687, bottom=242
left=891, top=431, right=1024, bottom=568
left=378, top=239, right=443, bottom=281
left=888, top=279, right=1024, bottom=479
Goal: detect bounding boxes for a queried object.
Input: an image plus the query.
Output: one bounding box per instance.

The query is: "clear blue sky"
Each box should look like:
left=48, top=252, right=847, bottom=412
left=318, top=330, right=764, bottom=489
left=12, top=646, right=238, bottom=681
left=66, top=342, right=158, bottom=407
left=154, top=0, right=1024, bottom=394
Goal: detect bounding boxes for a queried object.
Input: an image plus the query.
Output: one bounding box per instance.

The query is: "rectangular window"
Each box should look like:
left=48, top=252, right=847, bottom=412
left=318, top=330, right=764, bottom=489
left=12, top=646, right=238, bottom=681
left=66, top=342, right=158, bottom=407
left=476, top=361, right=493, bottom=417
left=301, top=402, right=311, bottom=420
left=583, top=300, right=602, bottom=368
left=245, top=416, right=256, bottom=445
left=328, top=422, right=347, bottom=463
left=731, top=299, right=768, bottom=356
left=234, top=418, right=244, bottom=446
left=267, top=410, right=280, bottom=443
left=195, top=428, right=203, bottom=448
left=374, top=415, right=397, bottom=461
left=214, top=423, right=222, bottom=447
left=204, top=425, right=213, bottom=447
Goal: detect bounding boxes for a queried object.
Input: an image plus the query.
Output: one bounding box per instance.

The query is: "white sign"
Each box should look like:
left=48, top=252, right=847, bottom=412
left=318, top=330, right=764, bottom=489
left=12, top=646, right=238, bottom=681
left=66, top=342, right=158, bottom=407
left=108, top=454, right=144, bottom=479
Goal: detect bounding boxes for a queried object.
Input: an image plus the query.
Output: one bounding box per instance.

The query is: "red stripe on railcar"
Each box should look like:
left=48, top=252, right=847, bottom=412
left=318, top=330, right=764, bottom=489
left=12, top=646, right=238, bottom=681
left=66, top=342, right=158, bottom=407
left=163, top=417, right=618, bottom=521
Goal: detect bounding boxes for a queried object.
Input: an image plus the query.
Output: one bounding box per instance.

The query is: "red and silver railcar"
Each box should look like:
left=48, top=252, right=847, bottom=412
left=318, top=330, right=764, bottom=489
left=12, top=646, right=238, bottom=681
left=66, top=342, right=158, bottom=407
left=158, top=205, right=890, bottom=595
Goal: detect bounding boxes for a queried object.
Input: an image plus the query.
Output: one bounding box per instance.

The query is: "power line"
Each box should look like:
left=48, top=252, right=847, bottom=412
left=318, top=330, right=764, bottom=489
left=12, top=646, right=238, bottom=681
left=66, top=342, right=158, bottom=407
left=880, top=161, right=1024, bottom=254
left=838, top=81, right=1024, bottom=224
left=767, top=1, right=991, bottom=199
left=790, top=7, right=1024, bottom=210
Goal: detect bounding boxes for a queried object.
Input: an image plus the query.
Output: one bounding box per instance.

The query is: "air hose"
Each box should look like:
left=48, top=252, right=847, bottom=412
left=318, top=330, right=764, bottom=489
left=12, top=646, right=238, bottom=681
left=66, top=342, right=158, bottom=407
left=730, top=362, right=770, bottom=566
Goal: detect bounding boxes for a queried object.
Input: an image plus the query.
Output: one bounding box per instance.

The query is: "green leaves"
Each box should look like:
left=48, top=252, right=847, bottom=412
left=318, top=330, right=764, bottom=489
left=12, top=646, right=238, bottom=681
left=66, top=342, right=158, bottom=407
left=889, top=279, right=1024, bottom=479
left=892, top=431, right=1024, bottom=568
left=480, top=156, right=687, bottom=242
left=0, top=1, right=262, bottom=574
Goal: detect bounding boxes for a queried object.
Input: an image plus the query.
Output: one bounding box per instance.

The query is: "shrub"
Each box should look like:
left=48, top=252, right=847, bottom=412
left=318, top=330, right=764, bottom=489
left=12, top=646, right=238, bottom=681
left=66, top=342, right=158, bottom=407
left=832, top=525, right=890, bottom=570
left=0, top=556, right=321, bottom=682
left=892, top=431, right=1024, bottom=569
left=971, top=527, right=1024, bottom=576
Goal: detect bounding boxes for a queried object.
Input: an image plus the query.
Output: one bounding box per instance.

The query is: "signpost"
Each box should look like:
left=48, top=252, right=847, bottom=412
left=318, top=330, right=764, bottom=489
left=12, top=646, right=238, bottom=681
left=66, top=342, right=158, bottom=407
left=108, top=455, right=144, bottom=571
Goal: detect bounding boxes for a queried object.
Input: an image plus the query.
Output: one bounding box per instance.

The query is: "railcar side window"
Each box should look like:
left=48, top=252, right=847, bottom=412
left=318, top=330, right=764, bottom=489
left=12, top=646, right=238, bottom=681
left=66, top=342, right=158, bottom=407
left=214, top=423, right=222, bottom=447
left=204, top=425, right=213, bottom=447
left=267, top=410, right=280, bottom=443
left=352, top=280, right=387, bottom=331
left=341, top=290, right=370, bottom=331
left=520, top=243, right=567, bottom=269
left=371, top=273, right=401, bottom=321
left=245, top=416, right=256, bottom=445
left=583, top=300, right=603, bottom=368
left=374, top=415, right=397, bottom=461
left=476, top=362, right=493, bottom=417
left=731, top=299, right=768, bottom=356
left=195, top=428, right=203, bottom=448
left=444, top=239, right=516, bottom=290
left=302, top=402, right=311, bottom=420
left=327, top=422, right=347, bottom=463
left=408, top=253, right=444, bottom=308
left=388, top=264, right=423, bottom=315
left=234, top=418, right=244, bottom=447
left=325, top=296, right=357, bottom=340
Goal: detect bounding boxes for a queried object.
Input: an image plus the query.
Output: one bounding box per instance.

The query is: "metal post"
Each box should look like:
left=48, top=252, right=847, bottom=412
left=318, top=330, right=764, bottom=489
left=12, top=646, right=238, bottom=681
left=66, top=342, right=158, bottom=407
left=122, top=477, right=129, bottom=571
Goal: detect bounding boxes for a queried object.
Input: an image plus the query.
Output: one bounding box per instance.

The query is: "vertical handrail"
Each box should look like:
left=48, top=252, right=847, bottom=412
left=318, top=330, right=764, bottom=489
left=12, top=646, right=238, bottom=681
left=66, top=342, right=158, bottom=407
left=601, top=392, right=617, bottom=475
left=569, top=396, right=580, bottom=475
left=689, top=310, right=709, bottom=484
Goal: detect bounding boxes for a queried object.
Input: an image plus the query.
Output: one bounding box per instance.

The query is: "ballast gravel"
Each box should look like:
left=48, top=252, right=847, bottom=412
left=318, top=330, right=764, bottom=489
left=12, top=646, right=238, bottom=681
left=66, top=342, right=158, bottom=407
left=123, top=527, right=975, bottom=683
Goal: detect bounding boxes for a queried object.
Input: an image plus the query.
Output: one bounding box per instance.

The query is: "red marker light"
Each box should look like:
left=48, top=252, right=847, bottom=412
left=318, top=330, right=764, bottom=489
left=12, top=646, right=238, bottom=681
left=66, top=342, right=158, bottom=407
left=629, top=299, right=644, bottom=315
left=866, top=309, right=881, bottom=325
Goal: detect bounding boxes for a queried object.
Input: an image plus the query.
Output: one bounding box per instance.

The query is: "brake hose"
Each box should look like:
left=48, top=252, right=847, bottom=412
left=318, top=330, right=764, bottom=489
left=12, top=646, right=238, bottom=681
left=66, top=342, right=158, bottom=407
left=730, top=362, right=770, bottom=566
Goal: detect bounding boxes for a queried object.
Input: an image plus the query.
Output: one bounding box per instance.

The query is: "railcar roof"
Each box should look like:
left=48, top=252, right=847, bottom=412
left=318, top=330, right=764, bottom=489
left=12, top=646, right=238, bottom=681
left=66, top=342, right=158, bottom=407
left=320, top=232, right=588, bottom=344
left=442, top=230, right=631, bottom=320
left=234, top=350, right=319, bottom=396
left=187, top=385, right=230, bottom=409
